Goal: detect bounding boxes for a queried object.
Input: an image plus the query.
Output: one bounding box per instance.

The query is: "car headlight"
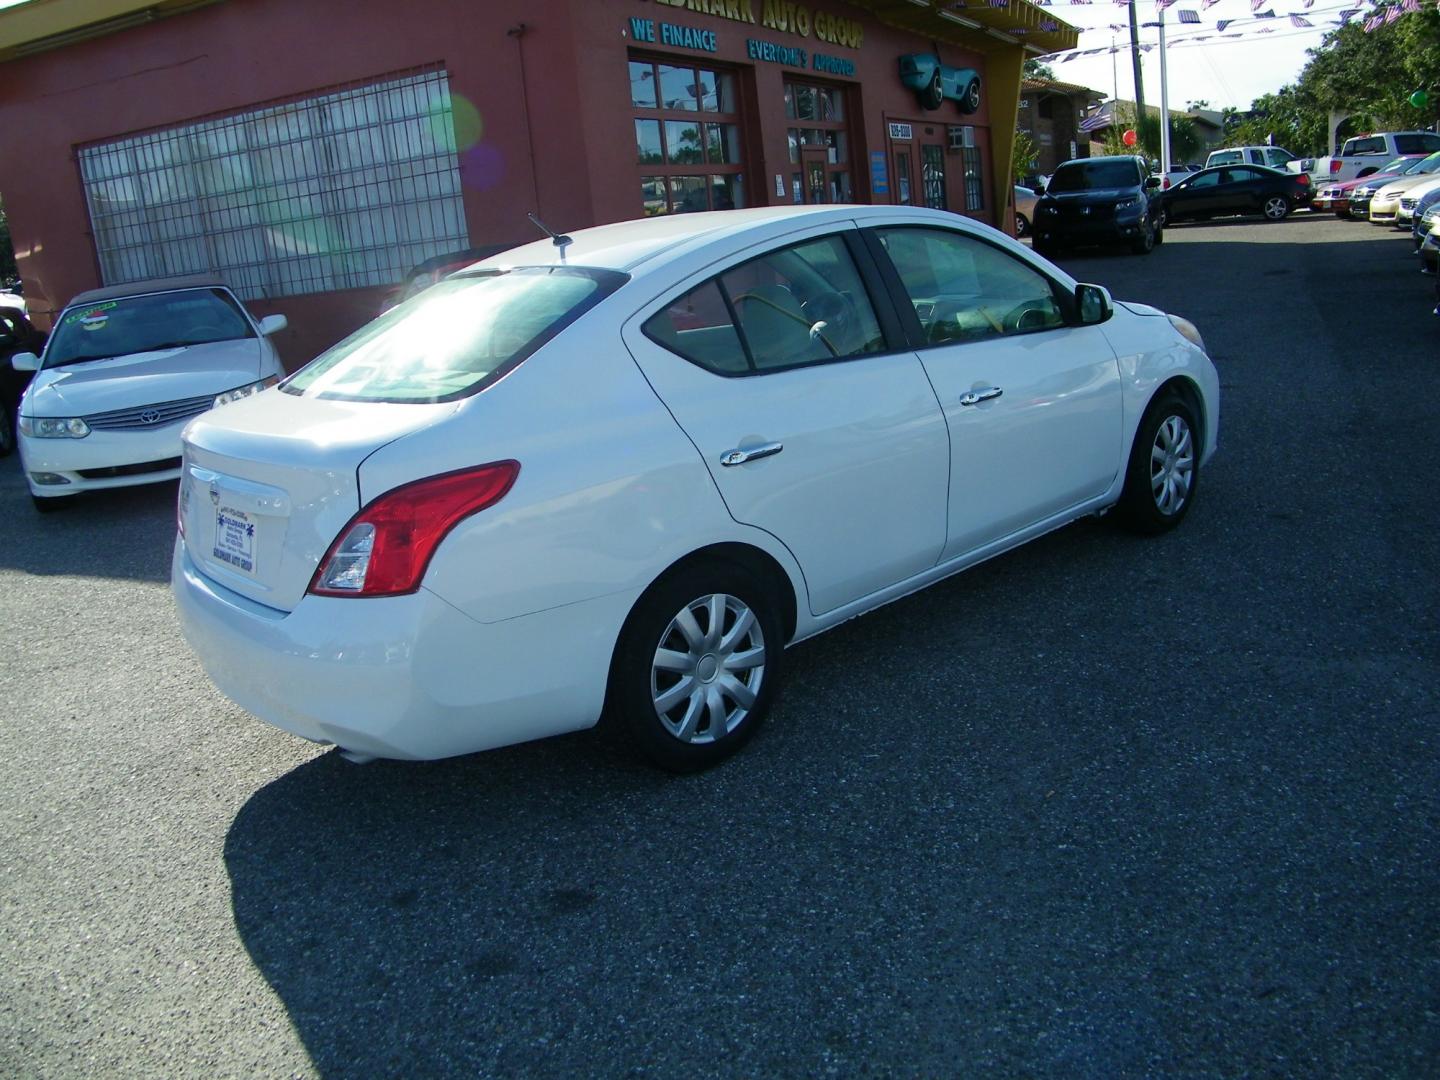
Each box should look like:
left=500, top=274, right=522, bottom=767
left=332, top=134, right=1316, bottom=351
left=1115, top=197, right=1141, bottom=212
left=213, top=375, right=279, bottom=409
left=1167, top=314, right=1206, bottom=353
left=1354, top=186, right=1373, bottom=198
left=19, top=416, right=90, bottom=438
left=1038, top=203, right=1058, bottom=216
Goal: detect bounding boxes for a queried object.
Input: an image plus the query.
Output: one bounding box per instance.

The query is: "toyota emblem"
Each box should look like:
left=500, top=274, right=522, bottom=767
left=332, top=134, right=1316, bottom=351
left=139, top=408, right=162, bottom=425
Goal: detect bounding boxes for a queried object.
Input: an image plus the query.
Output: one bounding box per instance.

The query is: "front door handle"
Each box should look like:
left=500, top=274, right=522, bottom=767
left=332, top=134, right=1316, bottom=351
left=959, top=387, right=1004, bottom=406
left=720, top=442, right=784, bottom=467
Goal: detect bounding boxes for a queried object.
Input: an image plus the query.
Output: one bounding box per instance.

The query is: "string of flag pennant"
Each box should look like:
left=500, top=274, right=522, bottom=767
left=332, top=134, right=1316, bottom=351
left=1023, top=0, right=1436, bottom=59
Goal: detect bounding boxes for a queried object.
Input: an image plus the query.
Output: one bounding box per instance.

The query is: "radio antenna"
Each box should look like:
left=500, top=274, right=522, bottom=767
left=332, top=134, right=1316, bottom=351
left=527, top=212, right=572, bottom=261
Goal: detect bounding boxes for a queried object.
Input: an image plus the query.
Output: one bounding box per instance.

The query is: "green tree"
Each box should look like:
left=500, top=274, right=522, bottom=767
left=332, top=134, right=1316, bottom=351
left=1012, top=129, right=1039, bottom=179
left=1023, top=59, right=1056, bottom=81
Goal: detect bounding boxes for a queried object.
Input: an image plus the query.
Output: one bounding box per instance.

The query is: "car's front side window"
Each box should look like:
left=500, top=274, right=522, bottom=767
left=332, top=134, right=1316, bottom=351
left=643, top=233, right=886, bottom=375
left=875, top=227, right=1065, bottom=345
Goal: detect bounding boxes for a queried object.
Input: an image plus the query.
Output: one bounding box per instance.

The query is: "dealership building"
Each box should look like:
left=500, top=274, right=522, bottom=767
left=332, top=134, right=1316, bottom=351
left=0, top=0, right=1076, bottom=364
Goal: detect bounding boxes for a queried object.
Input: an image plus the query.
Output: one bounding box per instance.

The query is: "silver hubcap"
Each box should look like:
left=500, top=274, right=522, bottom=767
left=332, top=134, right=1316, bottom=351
left=650, top=593, right=766, bottom=745
left=1150, top=414, right=1195, bottom=516
left=1265, top=197, right=1286, bottom=219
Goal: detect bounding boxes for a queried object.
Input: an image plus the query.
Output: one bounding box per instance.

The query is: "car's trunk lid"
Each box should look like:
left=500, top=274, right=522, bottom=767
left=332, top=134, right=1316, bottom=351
left=179, top=388, right=458, bottom=611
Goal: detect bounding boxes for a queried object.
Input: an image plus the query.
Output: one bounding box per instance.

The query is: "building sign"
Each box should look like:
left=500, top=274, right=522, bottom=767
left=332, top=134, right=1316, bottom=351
left=870, top=151, right=889, bottom=194
left=747, top=38, right=807, bottom=67
left=649, top=0, right=863, bottom=49
left=629, top=17, right=719, bottom=51
left=888, top=122, right=913, bottom=140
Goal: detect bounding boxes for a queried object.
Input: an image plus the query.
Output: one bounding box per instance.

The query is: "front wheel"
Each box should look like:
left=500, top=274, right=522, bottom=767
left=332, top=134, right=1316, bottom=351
left=1263, top=195, right=1290, bottom=221
left=608, top=562, right=784, bottom=772
left=1116, top=391, right=1200, bottom=534
left=1015, top=213, right=1030, bottom=237
left=1130, top=220, right=1156, bottom=255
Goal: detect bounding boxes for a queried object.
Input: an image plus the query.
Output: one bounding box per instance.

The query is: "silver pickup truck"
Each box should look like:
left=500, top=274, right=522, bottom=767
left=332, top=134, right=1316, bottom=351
left=1304, top=131, right=1440, bottom=184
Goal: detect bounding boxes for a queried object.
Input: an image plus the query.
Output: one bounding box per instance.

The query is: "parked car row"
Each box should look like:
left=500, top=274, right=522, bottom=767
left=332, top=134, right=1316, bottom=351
left=1328, top=151, right=1440, bottom=226
left=1411, top=188, right=1440, bottom=318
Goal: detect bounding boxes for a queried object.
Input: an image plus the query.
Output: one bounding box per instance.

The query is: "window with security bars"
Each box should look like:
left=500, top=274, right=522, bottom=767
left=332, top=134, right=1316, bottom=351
left=78, top=68, right=470, bottom=301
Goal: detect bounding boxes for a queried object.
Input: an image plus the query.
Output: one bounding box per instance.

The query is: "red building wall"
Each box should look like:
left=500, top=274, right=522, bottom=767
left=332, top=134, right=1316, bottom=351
left=0, top=0, right=1002, bottom=367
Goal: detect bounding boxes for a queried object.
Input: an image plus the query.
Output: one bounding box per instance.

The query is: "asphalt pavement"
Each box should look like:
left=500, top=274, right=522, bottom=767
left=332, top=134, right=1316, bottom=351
left=1, top=213, right=1437, bottom=1078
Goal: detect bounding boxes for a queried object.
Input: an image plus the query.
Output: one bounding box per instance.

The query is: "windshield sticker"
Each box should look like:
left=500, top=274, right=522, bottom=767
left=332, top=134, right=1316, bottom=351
left=65, top=302, right=118, bottom=331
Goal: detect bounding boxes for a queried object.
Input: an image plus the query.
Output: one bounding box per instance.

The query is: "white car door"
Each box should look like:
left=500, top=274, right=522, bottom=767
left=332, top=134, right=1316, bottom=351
left=622, top=229, right=950, bottom=616
left=865, top=225, right=1124, bottom=561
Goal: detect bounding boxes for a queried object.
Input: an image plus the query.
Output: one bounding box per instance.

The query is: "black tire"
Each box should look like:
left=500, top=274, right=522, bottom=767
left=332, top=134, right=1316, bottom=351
left=31, top=493, right=74, bottom=513
left=1129, top=219, right=1156, bottom=255
left=961, top=78, right=982, bottom=115
left=1015, top=213, right=1030, bottom=237
left=1116, top=390, right=1200, bottom=535
left=1154, top=223, right=1165, bottom=246
left=0, top=404, right=13, bottom=457
left=1155, top=206, right=1169, bottom=229
left=922, top=71, right=944, bottom=110
left=607, top=561, right=784, bottom=773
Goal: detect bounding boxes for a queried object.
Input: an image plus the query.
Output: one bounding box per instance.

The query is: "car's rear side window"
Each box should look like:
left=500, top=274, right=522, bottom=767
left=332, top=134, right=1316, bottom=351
left=643, top=233, right=886, bottom=375
left=284, top=267, right=624, bottom=403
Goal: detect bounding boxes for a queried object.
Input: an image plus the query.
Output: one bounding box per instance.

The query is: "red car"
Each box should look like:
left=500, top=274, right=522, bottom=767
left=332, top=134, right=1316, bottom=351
left=1311, top=155, right=1425, bottom=216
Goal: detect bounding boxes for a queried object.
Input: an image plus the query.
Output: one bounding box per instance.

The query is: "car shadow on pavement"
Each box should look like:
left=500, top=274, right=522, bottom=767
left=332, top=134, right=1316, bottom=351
left=0, top=465, right=177, bottom=583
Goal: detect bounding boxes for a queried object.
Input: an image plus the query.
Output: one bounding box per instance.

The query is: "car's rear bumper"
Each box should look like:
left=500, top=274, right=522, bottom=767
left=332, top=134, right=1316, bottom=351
left=172, top=540, right=629, bottom=760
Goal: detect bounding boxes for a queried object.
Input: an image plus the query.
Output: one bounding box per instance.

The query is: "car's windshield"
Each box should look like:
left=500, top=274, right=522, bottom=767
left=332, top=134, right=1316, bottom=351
left=283, top=267, right=625, bottom=404
left=1411, top=151, right=1440, bottom=174
left=44, top=287, right=254, bottom=369
left=1046, top=160, right=1140, bottom=192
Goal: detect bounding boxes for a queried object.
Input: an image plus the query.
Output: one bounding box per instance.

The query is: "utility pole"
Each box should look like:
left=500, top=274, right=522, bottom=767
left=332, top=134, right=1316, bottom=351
left=1128, top=0, right=1146, bottom=146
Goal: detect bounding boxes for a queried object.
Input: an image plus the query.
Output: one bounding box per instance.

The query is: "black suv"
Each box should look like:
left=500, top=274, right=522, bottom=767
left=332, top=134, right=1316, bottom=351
left=1032, top=155, right=1163, bottom=256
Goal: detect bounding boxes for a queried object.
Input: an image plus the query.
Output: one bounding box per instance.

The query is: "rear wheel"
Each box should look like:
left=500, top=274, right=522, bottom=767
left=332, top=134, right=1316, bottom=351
left=608, top=562, right=784, bottom=772
left=922, top=72, right=944, bottom=110
left=1263, top=195, right=1291, bottom=221
left=1015, top=213, right=1030, bottom=237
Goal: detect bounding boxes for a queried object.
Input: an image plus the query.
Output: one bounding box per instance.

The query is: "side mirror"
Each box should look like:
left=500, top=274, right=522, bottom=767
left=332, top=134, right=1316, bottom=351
left=1144, top=176, right=1162, bottom=190
left=11, top=351, right=39, bottom=372
left=258, top=314, right=288, bottom=336
left=1076, top=284, right=1112, bottom=326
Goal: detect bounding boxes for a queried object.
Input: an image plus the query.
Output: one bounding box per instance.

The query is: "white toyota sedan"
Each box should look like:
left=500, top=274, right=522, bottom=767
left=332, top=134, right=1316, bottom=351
left=173, top=206, right=1218, bottom=772
left=13, top=275, right=286, bottom=511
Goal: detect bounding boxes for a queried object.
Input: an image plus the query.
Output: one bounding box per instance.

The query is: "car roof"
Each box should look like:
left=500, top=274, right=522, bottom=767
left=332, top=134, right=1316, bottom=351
left=66, top=274, right=229, bottom=307
left=470, top=206, right=890, bottom=275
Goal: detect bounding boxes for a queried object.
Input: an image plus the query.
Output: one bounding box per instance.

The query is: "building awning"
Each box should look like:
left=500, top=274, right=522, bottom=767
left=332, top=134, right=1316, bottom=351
left=849, top=1, right=1080, bottom=57
left=0, top=0, right=221, bottom=62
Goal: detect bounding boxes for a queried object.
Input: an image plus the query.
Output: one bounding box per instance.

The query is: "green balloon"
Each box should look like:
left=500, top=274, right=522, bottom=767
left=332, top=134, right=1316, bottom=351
left=1410, top=90, right=1428, bottom=109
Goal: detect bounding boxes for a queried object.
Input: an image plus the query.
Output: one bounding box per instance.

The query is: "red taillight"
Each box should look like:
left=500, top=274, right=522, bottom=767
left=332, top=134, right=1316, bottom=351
left=1298, top=173, right=1311, bottom=186
left=309, top=461, right=520, bottom=598
left=1163, top=177, right=1171, bottom=189
left=1330, top=161, right=1341, bottom=173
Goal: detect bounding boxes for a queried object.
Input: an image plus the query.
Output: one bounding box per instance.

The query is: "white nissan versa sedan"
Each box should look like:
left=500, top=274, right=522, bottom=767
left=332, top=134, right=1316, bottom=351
left=173, top=206, right=1219, bottom=772
left=14, top=276, right=287, bottom=512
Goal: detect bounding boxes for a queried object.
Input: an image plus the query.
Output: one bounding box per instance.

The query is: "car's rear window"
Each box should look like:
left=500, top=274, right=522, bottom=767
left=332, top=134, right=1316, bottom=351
left=1393, top=134, right=1440, bottom=155
left=1207, top=151, right=1244, bottom=166
left=43, top=288, right=254, bottom=369
left=283, top=267, right=625, bottom=403
left=1047, top=160, right=1141, bottom=192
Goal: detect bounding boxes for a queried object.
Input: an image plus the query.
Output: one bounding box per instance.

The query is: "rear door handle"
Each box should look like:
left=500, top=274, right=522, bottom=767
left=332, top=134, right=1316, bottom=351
left=959, top=387, right=1004, bottom=406
left=720, top=442, right=784, bottom=467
